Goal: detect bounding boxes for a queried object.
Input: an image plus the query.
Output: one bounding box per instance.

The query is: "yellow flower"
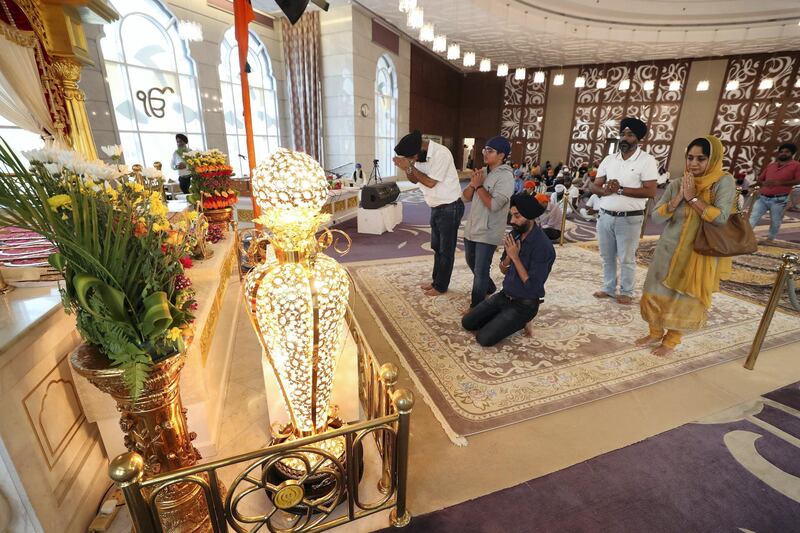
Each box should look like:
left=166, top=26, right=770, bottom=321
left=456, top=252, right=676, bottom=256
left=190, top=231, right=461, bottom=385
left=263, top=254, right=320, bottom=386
left=166, top=327, right=182, bottom=342
left=152, top=221, right=168, bottom=232
left=186, top=210, right=198, bottom=221
left=47, top=194, right=72, bottom=211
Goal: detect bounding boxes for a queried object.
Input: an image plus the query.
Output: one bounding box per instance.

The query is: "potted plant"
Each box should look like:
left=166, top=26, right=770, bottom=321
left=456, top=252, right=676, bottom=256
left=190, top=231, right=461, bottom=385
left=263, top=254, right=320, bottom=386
left=0, top=139, right=212, bottom=531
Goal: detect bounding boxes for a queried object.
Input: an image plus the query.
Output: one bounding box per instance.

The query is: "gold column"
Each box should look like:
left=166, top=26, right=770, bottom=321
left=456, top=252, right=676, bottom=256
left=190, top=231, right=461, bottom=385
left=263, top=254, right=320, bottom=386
left=51, top=56, right=97, bottom=159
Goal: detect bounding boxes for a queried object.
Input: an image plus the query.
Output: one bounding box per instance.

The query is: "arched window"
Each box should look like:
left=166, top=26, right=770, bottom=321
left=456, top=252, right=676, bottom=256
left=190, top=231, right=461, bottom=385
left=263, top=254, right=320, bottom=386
left=219, top=27, right=281, bottom=178
left=100, top=0, right=205, bottom=170
left=375, top=55, right=398, bottom=178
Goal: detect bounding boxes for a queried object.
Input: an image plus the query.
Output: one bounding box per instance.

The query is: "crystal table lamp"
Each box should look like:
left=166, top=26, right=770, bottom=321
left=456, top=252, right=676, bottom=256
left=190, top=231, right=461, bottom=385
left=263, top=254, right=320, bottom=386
left=244, top=148, right=350, bottom=442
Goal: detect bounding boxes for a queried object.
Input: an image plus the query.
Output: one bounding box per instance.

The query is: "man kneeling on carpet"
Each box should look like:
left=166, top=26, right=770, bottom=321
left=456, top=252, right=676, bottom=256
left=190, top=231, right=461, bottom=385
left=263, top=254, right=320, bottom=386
left=462, top=194, right=556, bottom=346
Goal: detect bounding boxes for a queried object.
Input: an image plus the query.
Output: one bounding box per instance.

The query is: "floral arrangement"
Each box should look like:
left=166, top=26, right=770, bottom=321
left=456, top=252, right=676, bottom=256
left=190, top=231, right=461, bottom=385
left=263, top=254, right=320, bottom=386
left=0, top=139, right=197, bottom=398
left=182, top=149, right=238, bottom=210
left=326, top=174, right=343, bottom=190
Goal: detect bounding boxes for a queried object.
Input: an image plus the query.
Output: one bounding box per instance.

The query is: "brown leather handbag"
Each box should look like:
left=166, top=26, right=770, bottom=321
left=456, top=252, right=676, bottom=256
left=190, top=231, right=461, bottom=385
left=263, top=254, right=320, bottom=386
left=693, top=207, right=757, bottom=257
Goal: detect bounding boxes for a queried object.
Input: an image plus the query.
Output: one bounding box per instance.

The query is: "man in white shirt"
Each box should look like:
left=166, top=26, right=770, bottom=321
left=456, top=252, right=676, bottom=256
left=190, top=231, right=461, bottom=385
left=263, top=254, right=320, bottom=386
left=394, top=130, right=464, bottom=296
left=171, top=133, right=192, bottom=193
left=590, top=117, right=658, bottom=305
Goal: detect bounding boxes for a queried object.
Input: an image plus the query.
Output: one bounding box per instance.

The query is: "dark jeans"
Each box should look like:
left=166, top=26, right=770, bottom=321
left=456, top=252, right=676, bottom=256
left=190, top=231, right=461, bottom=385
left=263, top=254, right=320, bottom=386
left=543, top=227, right=561, bottom=241
left=464, top=239, right=497, bottom=308
left=430, top=199, right=465, bottom=293
left=179, top=176, right=191, bottom=194
left=462, top=291, right=541, bottom=347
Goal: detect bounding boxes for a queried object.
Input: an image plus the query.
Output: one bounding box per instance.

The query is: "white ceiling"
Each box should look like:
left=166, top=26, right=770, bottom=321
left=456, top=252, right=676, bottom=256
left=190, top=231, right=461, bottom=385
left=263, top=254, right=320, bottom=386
left=349, top=0, right=800, bottom=71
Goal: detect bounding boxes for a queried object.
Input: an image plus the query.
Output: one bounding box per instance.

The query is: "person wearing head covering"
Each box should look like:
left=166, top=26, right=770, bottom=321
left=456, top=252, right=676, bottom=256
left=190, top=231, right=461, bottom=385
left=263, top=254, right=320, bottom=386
left=462, top=136, right=515, bottom=309
left=171, top=133, right=192, bottom=194
left=394, top=130, right=464, bottom=296
left=590, top=116, right=659, bottom=305
left=538, top=189, right=563, bottom=241
left=638, top=136, right=736, bottom=357
left=461, top=193, right=556, bottom=347
left=748, top=142, right=800, bottom=241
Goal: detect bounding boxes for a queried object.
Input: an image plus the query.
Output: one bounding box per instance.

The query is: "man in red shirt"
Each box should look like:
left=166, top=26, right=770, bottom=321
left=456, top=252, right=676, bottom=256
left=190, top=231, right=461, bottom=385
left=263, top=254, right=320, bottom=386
left=749, top=143, right=800, bottom=241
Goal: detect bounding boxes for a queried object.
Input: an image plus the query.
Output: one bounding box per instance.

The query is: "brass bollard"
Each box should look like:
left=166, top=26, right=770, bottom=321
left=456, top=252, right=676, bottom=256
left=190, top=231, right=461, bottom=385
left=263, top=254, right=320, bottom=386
left=744, top=253, right=798, bottom=370
left=559, top=191, right=569, bottom=246
left=390, top=389, right=414, bottom=528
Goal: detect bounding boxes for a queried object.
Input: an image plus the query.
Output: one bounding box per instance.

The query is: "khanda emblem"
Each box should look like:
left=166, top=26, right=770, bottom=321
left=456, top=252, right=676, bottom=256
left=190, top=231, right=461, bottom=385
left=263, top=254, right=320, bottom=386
left=136, top=86, right=175, bottom=118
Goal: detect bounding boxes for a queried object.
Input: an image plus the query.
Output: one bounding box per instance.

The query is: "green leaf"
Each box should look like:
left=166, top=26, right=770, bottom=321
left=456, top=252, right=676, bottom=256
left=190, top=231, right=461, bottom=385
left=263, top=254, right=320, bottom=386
left=73, top=273, right=130, bottom=323
left=141, top=291, right=172, bottom=337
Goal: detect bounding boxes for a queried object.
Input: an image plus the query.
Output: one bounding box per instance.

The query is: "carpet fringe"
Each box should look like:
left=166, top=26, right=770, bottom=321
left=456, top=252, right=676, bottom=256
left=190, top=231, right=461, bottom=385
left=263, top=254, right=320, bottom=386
left=351, top=275, right=469, bottom=447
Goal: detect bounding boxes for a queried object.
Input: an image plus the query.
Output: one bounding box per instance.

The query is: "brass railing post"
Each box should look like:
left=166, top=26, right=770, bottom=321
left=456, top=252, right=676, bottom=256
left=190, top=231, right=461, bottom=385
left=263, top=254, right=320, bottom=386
left=745, top=185, right=760, bottom=217
left=559, top=192, right=569, bottom=246
left=390, top=389, right=414, bottom=528
left=378, top=364, right=398, bottom=494
left=108, top=452, right=157, bottom=533
left=744, top=253, right=798, bottom=370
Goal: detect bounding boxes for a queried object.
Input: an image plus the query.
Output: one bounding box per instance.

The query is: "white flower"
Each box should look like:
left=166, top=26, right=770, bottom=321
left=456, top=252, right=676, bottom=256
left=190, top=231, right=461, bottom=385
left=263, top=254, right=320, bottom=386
left=101, top=145, right=123, bottom=158
left=43, top=163, right=62, bottom=175
left=141, top=167, right=163, bottom=180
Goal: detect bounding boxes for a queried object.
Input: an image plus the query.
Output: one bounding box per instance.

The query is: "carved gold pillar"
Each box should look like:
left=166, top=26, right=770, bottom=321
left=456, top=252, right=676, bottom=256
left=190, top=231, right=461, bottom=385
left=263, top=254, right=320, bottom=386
left=51, top=57, right=97, bottom=159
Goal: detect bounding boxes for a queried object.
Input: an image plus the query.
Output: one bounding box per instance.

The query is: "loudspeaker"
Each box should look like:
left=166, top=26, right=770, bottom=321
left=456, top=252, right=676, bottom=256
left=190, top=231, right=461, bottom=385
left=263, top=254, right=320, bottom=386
left=360, top=182, right=400, bottom=209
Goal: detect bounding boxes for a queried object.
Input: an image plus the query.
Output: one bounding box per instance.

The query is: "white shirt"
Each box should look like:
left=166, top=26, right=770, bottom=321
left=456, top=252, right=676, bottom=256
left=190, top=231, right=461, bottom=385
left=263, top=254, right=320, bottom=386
left=413, top=141, right=462, bottom=207
left=596, top=147, right=658, bottom=212
left=171, top=149, right=192, bottom=177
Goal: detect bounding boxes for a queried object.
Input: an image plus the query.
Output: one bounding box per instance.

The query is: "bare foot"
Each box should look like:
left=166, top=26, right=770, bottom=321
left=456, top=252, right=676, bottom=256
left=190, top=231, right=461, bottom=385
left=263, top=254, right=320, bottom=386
left=523, top=321, right=535, bottom=337
left=651, top=344, right=675, bottom=357
left=617, top=295, right=633, bottom=305
left=593, top=291, right=613, bottom=299
left=420, top=282, right=433, bottom=290
left=424, top=288, right=445, bottom=297
left=635, top=334, right=661, bottom=347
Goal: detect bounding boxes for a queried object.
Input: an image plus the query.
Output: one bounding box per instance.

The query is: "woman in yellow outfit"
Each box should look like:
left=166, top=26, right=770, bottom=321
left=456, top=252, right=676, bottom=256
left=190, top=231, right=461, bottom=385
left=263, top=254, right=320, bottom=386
left=637, top=135, right=735, bottom=356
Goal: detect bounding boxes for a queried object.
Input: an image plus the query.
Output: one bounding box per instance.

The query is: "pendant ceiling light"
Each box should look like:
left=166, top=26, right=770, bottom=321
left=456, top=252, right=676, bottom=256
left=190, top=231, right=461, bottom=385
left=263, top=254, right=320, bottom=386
left=643, top=80, right=655, bottom=91
left=497, top=63, right=509, bottom=76
left=596, top=78, right=608, bottom=89
left=447, top=43, right=460, bottom=60
left=553, top=73, right=565, bottom=86
left=399, top=0, right=417, bottom=13
left=696, top=80, right=710, bottom=92
left=574, top=75, right=585, bottom=88
left=669, top=80, right=681, bottom=91
left=479, top=58, right=491, bottom=72
left=758, top=78, right=774, bottom=90
left=463, top=52, right=476, bottom=67
left=407, top=6, right=424, bottom=29
left=533, top=70, right=545, bottom=84
left=726, top=80, right=740, bottom=91
left=432, top=34, right=447, bottom=52
left=419, top=23, right=434, bottom=42
left=619, top=78, right=631, bottom=91
left=515, top=68, right=526, bottom=80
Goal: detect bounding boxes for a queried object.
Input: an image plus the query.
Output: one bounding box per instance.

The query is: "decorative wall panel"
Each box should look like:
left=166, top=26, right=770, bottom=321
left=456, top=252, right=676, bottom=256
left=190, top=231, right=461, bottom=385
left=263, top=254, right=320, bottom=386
left=567, top=59, right=690, bottom=171
left=711, top=53, right=800, bottom=174
left=500, top=70, right=549, bottom=164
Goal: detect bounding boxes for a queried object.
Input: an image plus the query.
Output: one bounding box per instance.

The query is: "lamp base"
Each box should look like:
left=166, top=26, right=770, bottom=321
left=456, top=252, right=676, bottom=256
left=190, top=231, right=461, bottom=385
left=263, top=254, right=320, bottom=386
left=263, top=417, right=363, bottom=515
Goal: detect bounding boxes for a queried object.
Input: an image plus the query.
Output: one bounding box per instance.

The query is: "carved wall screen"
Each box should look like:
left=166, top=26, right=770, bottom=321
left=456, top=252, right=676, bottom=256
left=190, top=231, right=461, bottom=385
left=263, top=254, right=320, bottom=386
left=567, top=60, right=690, bottom=171
left=500, top=70, right=549, bottom=164
left=711, top=53, right=800, bottom=174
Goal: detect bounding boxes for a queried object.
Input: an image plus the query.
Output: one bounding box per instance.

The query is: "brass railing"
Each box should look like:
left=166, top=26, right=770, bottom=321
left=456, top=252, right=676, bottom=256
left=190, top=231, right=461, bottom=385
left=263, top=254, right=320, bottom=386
left=559, top=191, right=569, bottom=246
left=744, top=253, right=799, bottom=370
left=108, top=305, right=414, bottom=531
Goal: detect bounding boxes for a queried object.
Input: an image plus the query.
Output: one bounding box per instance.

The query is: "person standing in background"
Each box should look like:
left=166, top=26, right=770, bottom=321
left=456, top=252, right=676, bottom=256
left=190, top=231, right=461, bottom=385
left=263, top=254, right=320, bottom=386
left=748, top=143, right=800, bottom=242
left=462, top=136, right=515, bottom=310
left=171, top=133, right=192, bottom=194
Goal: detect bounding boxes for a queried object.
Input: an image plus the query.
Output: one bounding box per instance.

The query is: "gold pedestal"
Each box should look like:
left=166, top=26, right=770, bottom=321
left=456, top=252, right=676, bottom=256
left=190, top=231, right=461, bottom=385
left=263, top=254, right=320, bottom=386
left=70, top=345, right=214, bottom=532
left=203, top=207, right=234, bottom=237
left=51, top=58, right=97, bottom=159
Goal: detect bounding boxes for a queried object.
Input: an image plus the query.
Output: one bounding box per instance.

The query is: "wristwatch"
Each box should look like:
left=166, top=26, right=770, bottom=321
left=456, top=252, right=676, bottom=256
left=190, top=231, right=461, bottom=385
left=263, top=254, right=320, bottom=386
left=618, top=186, right=625, bottom=195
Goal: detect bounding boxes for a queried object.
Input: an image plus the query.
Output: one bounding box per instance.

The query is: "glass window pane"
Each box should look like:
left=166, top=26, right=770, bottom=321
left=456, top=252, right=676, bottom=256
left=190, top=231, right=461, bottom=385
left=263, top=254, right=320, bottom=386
left=121, top=16, right=175, bottom=71
left=179, top=75, right=203, bottom=133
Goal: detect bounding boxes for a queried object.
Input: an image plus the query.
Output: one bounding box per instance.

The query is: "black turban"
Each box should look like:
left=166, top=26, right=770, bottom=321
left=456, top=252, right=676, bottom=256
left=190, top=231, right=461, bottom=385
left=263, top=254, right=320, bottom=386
left=510, top=193, right=546, bottom=220
left=394, top=130, right=422, bottom=157
left=620, top=117, right=648, bottom=140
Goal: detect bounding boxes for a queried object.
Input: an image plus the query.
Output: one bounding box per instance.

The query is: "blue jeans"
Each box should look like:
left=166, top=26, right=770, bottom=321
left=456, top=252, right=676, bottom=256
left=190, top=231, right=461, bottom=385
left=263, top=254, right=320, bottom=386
left=597, top=212, right=643, bottom=297
left=749, top=195, right=788, bottom=240
left=464, top=239, right=497, bottom=308
left=462, top=292, right=540, bottom=347
left=430, top=199, right=465, bottom=293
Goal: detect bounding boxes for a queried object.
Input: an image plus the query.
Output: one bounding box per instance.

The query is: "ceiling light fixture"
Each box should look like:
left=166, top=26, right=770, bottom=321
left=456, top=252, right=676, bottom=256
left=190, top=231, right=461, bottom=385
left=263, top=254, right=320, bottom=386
left=533, top=70, right=545, bottom=84
left=553, top=73, right=565, bottom=86
left=399, top=0, right=417, bottom=13
left=447, top=43, right=460, bottom=60
left=419, top=23, right=434, bottom=42
left=407, top=6, right=424, bottom=29
left=597, top=78, right=608, bottom=89
left=696, top=80, right=710, bottom=92
left=669, top=80, right=681, bottom=91
left=515, top=68, right=526, bottom=81
left=573, top=75, right=584, bottom=88
left=619, top=78, right=631, bottom=91
left=432, top=34, right=447, bottom=52
left=463, top=52, right=476, bottom=67
left=479, top=58, right=491, bottom=72
left=643, top=80, right=655, bottom=91
left=758, top=78, right=774, bottom=90
left=497, top=63, right=509, bottom=77
left=796, top=78, right=800, bottom=88
left=726, top=80, right=740, bottom=91
left=177, top=20, right=203, bottom=42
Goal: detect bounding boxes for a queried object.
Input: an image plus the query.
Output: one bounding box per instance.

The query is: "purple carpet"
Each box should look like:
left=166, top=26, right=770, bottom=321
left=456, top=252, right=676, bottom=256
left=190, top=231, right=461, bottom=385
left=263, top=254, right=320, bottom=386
left=378, top=382, right=800, bottom=532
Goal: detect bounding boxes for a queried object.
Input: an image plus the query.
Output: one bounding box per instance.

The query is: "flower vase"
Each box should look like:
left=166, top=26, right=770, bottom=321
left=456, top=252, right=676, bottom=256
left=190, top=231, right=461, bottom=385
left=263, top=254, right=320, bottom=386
left=70, top=344, right=217, bottom=532
left=203, top=207, right=233, bottom=237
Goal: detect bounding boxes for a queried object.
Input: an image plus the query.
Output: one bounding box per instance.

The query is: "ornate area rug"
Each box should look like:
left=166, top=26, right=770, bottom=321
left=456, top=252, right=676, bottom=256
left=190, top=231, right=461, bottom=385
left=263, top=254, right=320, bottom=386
left=348, top=246, right=800, bottom=445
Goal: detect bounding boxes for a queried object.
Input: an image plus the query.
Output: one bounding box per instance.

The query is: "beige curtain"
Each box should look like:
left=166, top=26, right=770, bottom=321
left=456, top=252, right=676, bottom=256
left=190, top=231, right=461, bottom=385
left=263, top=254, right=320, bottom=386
left=281, top=12, right=323, bottom=161
left=0, top=22, right=59, bottom=141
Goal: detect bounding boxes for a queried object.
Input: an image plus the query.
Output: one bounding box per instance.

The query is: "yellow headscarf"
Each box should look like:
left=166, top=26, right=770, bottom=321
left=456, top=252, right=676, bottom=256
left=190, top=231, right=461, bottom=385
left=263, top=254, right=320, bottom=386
left=662, top=135, right=732, bottom=308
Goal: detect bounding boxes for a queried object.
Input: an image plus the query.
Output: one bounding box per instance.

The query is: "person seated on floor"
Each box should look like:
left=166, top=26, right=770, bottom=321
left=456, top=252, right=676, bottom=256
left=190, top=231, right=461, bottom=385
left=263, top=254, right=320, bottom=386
left=566, top=178, right=581, bottom=216
left=538, top=192, right=563, bottom=241
left=580, top=192, right=601, bottom=221
left=462, top=194, right=556, bottom=347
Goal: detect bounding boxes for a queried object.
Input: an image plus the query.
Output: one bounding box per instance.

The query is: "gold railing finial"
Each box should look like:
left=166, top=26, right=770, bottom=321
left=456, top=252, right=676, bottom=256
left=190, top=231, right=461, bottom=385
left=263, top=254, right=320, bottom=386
left=379, top=362, right=398, bottom=388
left=108, top=451, right=144, bottom=487
left=392, top=389, right=415, bottom=414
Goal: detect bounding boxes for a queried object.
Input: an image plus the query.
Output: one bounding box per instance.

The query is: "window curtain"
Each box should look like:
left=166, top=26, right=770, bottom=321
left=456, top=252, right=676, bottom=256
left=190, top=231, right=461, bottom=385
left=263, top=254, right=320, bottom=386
left=0, top=22, right=60, bottom=143
left=281, top=12, right=323, bottom=161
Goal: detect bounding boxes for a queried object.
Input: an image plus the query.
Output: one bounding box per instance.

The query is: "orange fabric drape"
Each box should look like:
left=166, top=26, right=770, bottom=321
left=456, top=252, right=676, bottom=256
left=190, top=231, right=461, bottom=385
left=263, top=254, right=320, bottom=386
left=233, top=0, right=259, bottom=217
